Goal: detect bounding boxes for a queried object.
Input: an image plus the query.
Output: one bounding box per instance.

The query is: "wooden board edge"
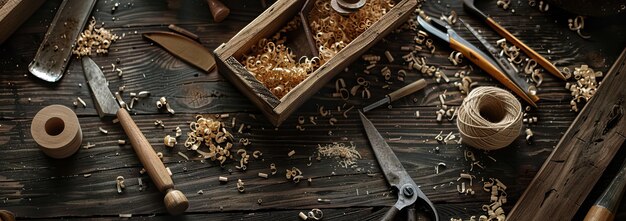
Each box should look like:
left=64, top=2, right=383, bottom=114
left=213, top=0, right=306, bottom=59
left=0, top=0, right=46, bottom=44
left=507, top=47, right=626, bottom=221
left=214, top=52, right=280, bottom=123
left=273, top=0, right=418, bottom=125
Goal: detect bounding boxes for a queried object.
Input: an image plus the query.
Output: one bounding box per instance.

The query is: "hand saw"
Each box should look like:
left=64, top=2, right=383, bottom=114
left=28, top=0, right=96, bottom=82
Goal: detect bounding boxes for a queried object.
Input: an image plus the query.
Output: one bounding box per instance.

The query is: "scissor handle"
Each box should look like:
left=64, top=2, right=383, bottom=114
left=381, top=206, right=400, bottom=221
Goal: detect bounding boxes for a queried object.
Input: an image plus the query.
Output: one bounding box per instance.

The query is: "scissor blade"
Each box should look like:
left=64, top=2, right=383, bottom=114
left=417, top=17, right=449, bottom=43
left=358, top=111, right=413, bottom=189
left=81, top=57, right=119, bottom=118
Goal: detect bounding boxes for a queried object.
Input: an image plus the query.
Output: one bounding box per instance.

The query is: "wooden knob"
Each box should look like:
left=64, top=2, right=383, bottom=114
left=207, top=0, right=230, bottom=23
left=164, top=189, right=189, bottom=215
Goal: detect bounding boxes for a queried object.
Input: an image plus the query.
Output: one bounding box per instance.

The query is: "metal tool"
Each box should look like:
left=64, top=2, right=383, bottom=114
left=458, top=18, right=534, bottom=97
left=143, top=31, right=216, bottom=73
left=81, top=57, right=189, bottom=215
left=358, top=111, right=439, bottom=221
left=583, top=157, right=626, bottom=221
left=363, top=79, right=427, bottom=112
left=417, top=16, right=539, bottom=107
left=28, top=0, right=97, bottom=82
left=463, top=0, right=566, bottom=80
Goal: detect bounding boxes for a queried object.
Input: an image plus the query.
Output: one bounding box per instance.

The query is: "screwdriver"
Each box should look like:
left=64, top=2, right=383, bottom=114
left=362, top=78, right=427, bottom=112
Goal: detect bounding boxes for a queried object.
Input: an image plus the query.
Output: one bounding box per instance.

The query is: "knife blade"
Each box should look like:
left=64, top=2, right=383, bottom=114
left=28, top=0, right=97, bottom=82
left=81, top=57, right=119, bottom=118
left=143, top=31, right=216, bottom=73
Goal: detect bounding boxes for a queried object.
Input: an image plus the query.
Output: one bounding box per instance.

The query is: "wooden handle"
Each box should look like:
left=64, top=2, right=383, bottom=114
left=485, top=18, right=566, bottom=80
left=380, top=206, right=400, bottom=221
left=0, top=210, right=15, bottom=221
left=584, top=205, right=615, bottom=221
left=450, top=38, right=539, bottom=107
left=116, top=108, right=188, bottom=214
left=388, top=79, right=427, bottom=102
left=207, top=0, right=230, bottom=23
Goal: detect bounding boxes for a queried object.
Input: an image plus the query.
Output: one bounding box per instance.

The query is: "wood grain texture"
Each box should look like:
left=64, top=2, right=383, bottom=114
left=0, top=0, right=45, bottom=44
left=1, top=0, right=626, bottom=220
left=508, top=48, right=626, bottom=221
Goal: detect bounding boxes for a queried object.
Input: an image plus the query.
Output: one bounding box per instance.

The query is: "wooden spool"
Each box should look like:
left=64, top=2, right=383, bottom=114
left=31, top=105, right=82, bottom=159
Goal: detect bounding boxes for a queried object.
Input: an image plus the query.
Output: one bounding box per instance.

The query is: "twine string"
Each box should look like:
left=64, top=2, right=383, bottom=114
left=457, top=86, right=523, bottom=150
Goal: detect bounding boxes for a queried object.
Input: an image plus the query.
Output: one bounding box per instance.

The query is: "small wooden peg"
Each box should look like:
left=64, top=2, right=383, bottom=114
left=207, top=0, right=230, bottom=23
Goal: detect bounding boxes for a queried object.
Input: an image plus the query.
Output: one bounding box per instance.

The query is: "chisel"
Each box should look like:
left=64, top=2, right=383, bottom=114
left=363, top=78, right=427, bottom=112
left=583, top=158, right=626, bottom=221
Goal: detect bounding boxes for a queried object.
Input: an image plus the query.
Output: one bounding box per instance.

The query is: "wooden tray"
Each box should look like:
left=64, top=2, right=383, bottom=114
left=213, top=0, right=418, bottom=126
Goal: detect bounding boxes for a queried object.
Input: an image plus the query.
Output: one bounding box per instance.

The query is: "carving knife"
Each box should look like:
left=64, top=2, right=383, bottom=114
left=363, top=79, right=427, bottom=112
left=143, top=31, right=216, bottom=73
left=81, top=56, right=189, bottom=215
left=28, top=0, right=97, bottom=82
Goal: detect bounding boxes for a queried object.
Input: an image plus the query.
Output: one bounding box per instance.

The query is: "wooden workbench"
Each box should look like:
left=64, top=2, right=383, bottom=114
left=1, top=0, right=625, bottom=220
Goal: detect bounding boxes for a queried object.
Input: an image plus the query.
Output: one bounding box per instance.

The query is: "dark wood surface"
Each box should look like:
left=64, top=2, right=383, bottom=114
left=1, top=0, right=626, bottom=220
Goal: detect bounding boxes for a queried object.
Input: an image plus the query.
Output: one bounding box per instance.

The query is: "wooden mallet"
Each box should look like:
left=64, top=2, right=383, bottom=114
left=206, top=0, right=230, bottom=23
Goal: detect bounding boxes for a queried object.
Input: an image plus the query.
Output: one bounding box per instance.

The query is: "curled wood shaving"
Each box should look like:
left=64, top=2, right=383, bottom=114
left=73, top=17, right=119, bottom=57
left=317, top=142, right=361, bottom=168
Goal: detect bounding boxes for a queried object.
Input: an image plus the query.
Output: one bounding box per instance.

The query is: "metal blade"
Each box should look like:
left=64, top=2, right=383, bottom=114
left=143, top=31, right=216, bottom=73
left=362, top=97, right=390, bottom=112
left=459, top=18, right=533, bottom=94
left=81, top=57, right=119, bottom=118
left=417, top=17, right=449, bottom=43
left=28, top=0, right=97, bottom=82
left=358, top=111, right=414, bottom=190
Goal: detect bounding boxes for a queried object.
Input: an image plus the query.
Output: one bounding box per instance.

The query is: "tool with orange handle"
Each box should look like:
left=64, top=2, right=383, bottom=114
left=417, top=17, right=539, bottom=107
left=463, top=0, right=566, bottom=80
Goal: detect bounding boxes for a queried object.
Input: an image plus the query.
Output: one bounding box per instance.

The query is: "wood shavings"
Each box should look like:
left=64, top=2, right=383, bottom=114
left=166, top=167, right=172, bottom=176
left=384, top=51, right=394, bottom=63
left=286, top=167, right=303, bottom=183
left=177, top=151, right=189, bottom=160
left=83, top=142, right=96, bottom=149
left=77, top=97, right=87, bottom=108
left=317, top=142, right=361, bottom=168
left=525, top=128, right=534, bottom=144
left=184, top=115, right=233, bottom=165
left=219, top=176, right=228, bottom=182
left=154, top=120, right=165, bottom=128
left=236, top=179, right=245, bottom=193
left=73, top=17, right=119, bottom=57
left=164, top=135, right=177, bottom=147
left=116, top=176, right=125, bottom=194
left=119, top=214, right=132, bottom=218
left=288, top=149, right=296, bottom=157
left=435, top=162, right=446, bottom=174
left=568, top=64, right=601, bottom=112
left=241, top=18, right=319, bottom=98
left=496, top=0, right=511, bottom=10
left=270, top=163, right=277, bottom=175
left=258, top=172, right=269, bottom=179
left=99, top=127, right=108, bottom=134
left=84, top=173, right=92, bottom=178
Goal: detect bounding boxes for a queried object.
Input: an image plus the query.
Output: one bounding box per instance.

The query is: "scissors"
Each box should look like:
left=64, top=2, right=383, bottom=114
left=358, top=111, right=439, bottom=221
left=417, top=16, right=539, bottom=108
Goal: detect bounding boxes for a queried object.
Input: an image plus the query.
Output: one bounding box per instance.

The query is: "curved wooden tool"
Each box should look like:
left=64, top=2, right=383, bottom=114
left=583, top=157, right=626, bottom=221
left=207, top=0, right=230, bottom=23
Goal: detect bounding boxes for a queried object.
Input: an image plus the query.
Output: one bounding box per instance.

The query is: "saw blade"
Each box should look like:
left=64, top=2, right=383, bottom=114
left=28, top=0, right=96, bottom=82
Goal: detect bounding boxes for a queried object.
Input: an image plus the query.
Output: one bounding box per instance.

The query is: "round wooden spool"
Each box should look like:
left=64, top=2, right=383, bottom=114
left=31, top=105, right=82, bottom=159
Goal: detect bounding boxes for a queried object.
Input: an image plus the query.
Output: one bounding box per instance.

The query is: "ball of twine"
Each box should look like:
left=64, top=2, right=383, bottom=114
left=456, top=86, right=523, bottom=150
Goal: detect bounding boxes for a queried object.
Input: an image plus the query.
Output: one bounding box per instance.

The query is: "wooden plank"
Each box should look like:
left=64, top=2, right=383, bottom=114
left=508, top=48, right=626, bottom=221
left=0, top=0, right=45, bottom=44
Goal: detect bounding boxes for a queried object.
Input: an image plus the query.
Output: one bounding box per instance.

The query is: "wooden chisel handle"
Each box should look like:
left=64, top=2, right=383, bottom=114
left=388, top=79, right=427, bottom=102
left=116, top=108, right=189, bottom=215
left=207, top=0, right=230, bottom=23
left=484, top=18, right=566, bottom=80
left=583, top=158, right=626, bottom=221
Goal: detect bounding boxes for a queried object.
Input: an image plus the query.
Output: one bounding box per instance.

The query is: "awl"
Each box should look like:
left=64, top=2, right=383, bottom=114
left=29, top=0, right=97, bottom=82
left=81, top=57, right=189, bottom=215
left=363, top=78, right=427, bottom=112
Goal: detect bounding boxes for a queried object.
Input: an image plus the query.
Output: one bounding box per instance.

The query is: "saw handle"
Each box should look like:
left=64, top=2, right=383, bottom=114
left=117, top=108, right=189, bottom=215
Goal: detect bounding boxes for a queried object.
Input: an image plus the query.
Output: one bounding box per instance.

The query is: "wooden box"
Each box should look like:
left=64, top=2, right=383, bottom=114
left=213, top=0, right=417, bottom=126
